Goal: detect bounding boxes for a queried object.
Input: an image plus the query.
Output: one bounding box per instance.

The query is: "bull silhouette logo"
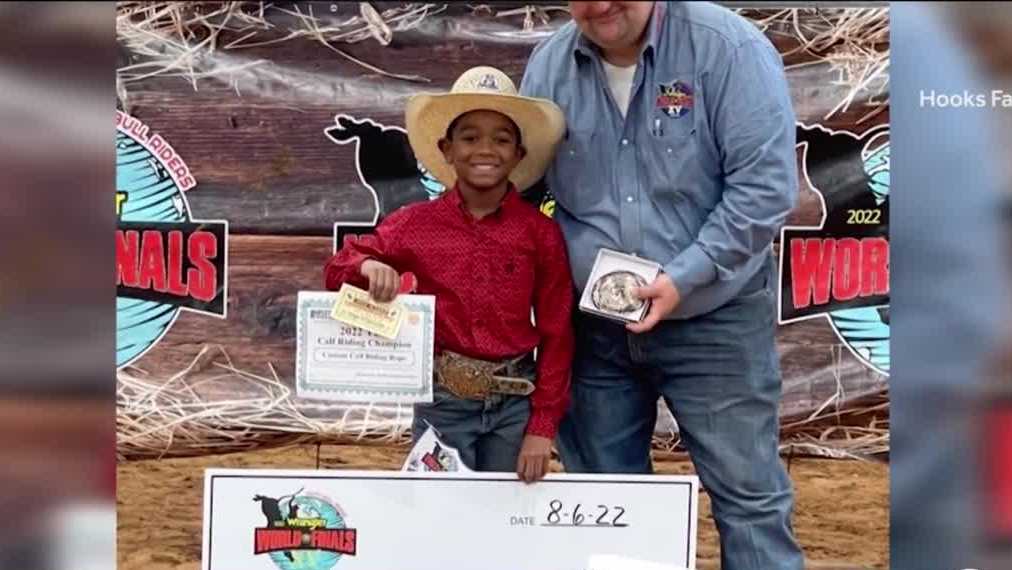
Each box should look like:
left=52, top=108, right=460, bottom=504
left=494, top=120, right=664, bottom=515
left=324, top=114, right=556, bottom=252
left=779, top=122, right=890, bottom=375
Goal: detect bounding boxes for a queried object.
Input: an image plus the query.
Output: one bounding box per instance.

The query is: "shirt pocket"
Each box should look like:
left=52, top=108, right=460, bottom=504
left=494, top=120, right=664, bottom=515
left=647, top=129, right=702, bottom=225
left=649, top=74, right=700, bottom=140
left=644, top=135, right=704, bottom=246
left=493, top=246, right=537, bottom=318
left=548, top=127, right=596, bottom=217
left=648, top=73, right=703, bottom=178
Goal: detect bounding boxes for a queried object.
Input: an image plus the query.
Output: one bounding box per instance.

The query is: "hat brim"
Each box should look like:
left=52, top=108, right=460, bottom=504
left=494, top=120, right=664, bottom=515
left=405, top=92, right=565, bottom=192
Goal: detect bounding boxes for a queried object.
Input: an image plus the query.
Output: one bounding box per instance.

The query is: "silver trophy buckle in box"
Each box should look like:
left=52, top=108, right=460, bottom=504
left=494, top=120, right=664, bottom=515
left=578, top=249, right=662, bottom=323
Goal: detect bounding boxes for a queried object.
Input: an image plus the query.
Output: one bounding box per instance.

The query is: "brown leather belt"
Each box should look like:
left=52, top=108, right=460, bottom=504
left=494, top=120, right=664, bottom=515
left=434, top=350, right=536, bottom=400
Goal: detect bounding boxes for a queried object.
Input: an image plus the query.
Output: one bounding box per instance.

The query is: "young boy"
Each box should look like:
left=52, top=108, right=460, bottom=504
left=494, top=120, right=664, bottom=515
left=323, top=66, right=573, bottom=483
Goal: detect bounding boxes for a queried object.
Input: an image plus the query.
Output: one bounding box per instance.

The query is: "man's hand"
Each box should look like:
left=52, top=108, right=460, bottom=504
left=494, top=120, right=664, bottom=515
left=626, top=273, right=681, bottom=334
left=516, top=434, right=553, bottom=483
left=359, top=259, right=399, bottom=302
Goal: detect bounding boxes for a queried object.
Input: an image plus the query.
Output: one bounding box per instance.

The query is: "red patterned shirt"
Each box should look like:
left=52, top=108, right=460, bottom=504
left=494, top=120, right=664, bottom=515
left=323, top=186, right=575, bottom=438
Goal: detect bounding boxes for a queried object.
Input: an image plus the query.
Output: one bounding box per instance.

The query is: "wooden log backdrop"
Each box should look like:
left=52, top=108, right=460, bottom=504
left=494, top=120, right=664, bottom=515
left=116, top=2, right=890, bottom=459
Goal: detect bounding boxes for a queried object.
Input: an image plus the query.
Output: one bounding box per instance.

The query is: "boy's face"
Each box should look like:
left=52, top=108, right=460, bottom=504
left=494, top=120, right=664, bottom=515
left=439, top=110, right=526, bottom=191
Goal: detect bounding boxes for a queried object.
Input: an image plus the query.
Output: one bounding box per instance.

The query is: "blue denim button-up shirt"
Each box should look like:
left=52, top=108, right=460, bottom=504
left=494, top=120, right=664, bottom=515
left=520, top=1, right=797, bottom=319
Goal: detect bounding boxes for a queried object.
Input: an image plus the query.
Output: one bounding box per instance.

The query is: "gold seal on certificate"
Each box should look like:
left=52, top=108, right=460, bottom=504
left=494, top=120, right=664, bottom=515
left=579, top=249, right=661, bottom=323
left=330, top=283, right=405, bottom=339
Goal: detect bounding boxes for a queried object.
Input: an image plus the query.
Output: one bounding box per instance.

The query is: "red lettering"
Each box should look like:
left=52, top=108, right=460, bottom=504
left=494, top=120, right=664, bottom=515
left=254, top=529, right=301, bottom=554
left=116, top=230, right=140, bottom=287
left=421, top=453, right=442, bottom=471
left=151, top=137, right=177, bottom=163
left=861, top=237, right=889, bottom=296
left=148, top=135, right=164, bottom=153
left=343, top=529, right=357, bottom=554
left=137, top=231, right=167, bottom=292
left=310, top=529, right=357, bottom=554
left=254, top=529, right=271, bottom=554
left=790, top=236, right=890, bottom=310
left=187, top=231, right=218, bottom=302
left=832, top=238, right=862, bottom=301
left=166, top=231, right=187, bottom=297
left=178, top=175, right=196, bottom=190
left=166, top=154, right=189, bottom=181
left=312, top=530, right=336, bottom=551
left=120, top=116, right=148, bottom=141
left=790, top=238, right=834, bottom=310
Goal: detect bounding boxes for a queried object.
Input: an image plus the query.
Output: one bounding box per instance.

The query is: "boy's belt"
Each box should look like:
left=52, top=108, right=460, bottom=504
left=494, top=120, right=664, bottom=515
left=434, top=350, right=535, bottom=400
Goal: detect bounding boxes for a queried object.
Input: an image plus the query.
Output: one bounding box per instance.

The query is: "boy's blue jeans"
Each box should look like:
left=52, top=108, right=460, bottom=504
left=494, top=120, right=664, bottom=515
left=557, top=270, right=805, bottom=570
left=412, top=384, right=531, bottom=472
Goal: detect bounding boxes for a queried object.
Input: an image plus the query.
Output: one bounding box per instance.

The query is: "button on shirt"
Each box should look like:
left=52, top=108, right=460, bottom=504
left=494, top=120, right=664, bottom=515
left=520, top=1, right=798, bottom=318
left=323, top=186, right=575, bottom=438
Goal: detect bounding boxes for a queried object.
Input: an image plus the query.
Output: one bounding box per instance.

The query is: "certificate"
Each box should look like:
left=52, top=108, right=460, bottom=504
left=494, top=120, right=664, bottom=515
left=202, top=469, right=699, bottom=570
left=296, top=291, right=435, bottom=403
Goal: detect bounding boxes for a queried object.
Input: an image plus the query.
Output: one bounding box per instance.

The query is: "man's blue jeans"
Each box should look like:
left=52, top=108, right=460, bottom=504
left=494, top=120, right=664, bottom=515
left=558, top=266, right=805, bottom=570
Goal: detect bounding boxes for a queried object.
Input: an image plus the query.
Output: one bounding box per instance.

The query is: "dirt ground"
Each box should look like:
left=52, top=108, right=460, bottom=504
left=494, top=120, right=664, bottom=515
left=117, top=444, right=888, bottom=570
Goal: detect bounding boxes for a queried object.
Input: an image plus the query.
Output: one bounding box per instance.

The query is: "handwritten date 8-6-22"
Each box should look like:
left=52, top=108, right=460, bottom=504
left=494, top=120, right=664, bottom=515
left=540, top=500, right=628, bottom=528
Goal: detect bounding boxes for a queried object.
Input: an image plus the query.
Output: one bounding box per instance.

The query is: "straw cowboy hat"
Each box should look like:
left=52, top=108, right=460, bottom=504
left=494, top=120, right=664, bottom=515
left=405, top=66, right=565, bottom=192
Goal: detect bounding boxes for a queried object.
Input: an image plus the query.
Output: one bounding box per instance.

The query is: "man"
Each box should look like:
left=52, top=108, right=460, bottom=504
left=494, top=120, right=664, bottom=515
left=520, top=3, right=803, bottom=569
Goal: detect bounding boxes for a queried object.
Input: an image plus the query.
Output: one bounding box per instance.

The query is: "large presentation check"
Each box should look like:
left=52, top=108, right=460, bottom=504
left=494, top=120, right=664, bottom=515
left=202, top=469, right=699, bottom=570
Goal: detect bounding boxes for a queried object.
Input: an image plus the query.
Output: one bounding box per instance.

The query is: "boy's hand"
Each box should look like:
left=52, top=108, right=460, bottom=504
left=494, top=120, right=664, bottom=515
left=516, top=434, right=553, bottom=483
left=360, top=259, right=399, bottom=302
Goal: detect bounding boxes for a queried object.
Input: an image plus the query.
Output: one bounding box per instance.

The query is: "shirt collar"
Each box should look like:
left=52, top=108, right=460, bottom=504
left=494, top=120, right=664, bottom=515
left=573, top=2, right=665, bottom=64
left=444, top=182, right=520, bottom=219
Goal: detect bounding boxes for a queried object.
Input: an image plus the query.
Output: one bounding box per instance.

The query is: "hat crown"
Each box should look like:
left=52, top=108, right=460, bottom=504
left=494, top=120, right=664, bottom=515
left=450, top=66, right=517, bottom=96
